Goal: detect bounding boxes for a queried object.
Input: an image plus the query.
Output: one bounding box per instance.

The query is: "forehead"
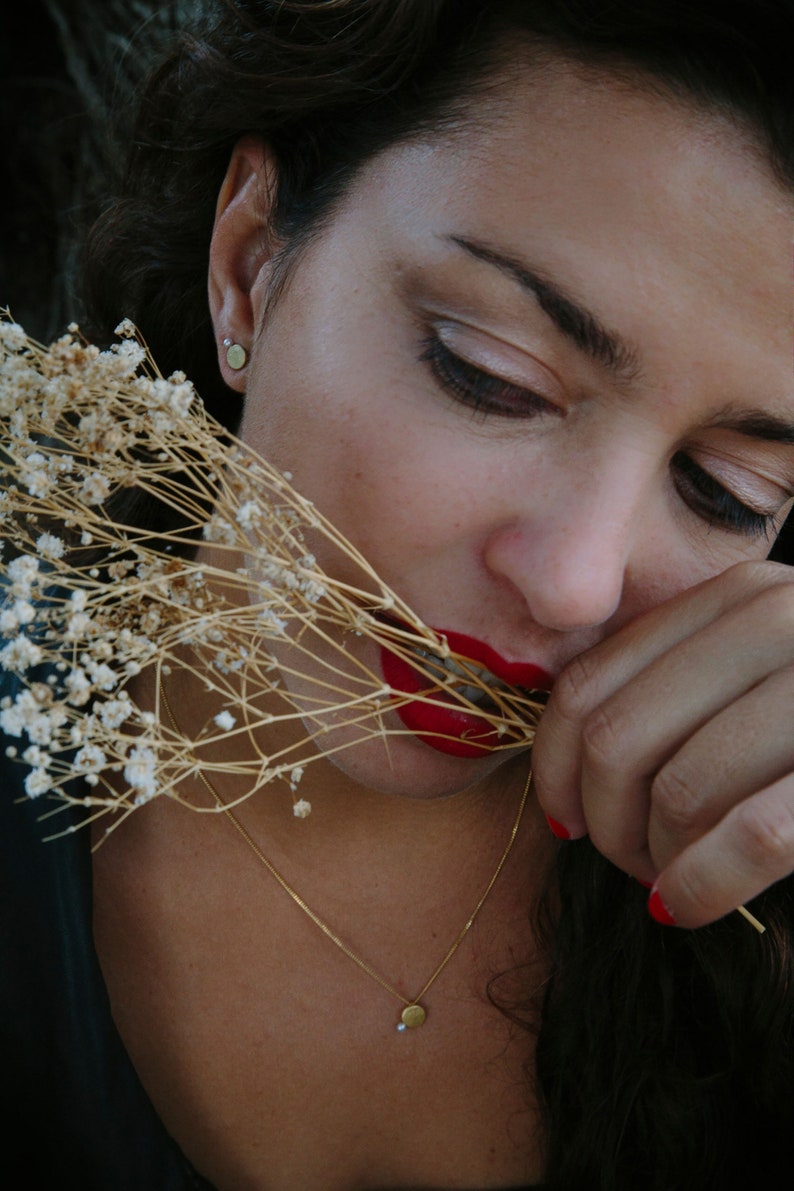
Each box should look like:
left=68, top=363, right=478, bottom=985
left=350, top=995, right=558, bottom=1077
left=338, top=60, right=790, bottom=406
left=405, top=57, right=788, bottom=266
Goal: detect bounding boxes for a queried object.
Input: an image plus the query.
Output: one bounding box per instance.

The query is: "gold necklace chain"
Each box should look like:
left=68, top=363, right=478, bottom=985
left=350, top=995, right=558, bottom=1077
left=159, top=677, right=531, bottom=1031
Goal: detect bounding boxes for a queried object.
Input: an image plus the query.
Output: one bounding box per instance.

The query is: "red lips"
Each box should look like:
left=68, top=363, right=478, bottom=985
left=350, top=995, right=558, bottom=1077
left=380, top=627, right=552, bottom=759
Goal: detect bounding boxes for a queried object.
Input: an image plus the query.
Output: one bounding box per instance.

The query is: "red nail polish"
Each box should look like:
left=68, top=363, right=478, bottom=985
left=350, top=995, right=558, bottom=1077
left=545, top=815, right=571, bottom=840
left=648, top=886, right=676, bottom=926
left=635, top=878, right=653, bottom=889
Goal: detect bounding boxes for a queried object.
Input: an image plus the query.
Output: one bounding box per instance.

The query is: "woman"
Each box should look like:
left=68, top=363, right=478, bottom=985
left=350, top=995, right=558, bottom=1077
left=1, top=0, right=793, bottom=1187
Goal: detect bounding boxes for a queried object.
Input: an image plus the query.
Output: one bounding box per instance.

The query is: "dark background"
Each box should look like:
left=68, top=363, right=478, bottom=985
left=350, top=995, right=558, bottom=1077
left=1, top=0, right=87, bottom=339
left=0, top=0, right=199, bottom=340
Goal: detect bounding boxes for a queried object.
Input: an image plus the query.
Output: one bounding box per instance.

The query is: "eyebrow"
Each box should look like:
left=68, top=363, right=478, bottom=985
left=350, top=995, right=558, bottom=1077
left=707, top=412, right=794, bottom=446
left=448, top=233, right=641, bottom=382
left=447, top=234, right=794, bottom=448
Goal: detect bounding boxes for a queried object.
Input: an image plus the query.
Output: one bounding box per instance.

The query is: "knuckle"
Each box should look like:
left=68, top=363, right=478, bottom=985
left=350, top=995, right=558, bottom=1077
left=650, top=766, right=706, bottom=836
left=746, top=580, right=794, bottom=636
left=552, top=651, right=602, bottom=724
left=733, top=799, right=794, bottom=869
left=580, top=702, right=623, bottom=773
left=723, top=558, right=793, bottom=602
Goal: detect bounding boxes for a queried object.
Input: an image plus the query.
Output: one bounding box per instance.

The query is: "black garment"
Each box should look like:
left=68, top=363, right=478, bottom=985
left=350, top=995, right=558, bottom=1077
left=0, top=686, right=542, bottom=1191
left=0, top=723, right=215, bottom=1189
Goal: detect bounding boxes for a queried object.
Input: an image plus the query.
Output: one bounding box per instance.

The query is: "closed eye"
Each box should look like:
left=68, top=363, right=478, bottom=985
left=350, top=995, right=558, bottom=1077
left=672, top=451, right=778, bottom=538
left=419, top=334, right=560, bottom=420
left=421, top=334, right=782, bottom=539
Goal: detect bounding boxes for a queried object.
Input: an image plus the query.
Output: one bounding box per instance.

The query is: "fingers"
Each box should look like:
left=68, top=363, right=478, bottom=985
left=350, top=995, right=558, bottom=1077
left=576, top=587, right=794, bottom=875
left=533, top=559, right=794, bottom=847
left=648, top=771, right=794, bottom=929
left=647, top=666, right=794, bottom=871
left=532, top=560, right=794, bottom=906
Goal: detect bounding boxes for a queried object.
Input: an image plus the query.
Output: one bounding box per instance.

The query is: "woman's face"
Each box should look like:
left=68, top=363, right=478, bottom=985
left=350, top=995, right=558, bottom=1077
left=211, top=59, right=793, bottom=800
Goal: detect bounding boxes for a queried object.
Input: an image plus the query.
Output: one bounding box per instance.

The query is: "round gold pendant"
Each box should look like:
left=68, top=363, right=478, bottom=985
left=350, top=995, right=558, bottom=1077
left=399, top=1004, right=426, bottom=1030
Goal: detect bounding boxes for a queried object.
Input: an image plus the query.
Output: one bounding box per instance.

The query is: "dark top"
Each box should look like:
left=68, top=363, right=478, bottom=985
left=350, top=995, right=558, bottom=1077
left=0, top=673, right=542, bottom=1191
left=0, top=722, right=215, bottom=1188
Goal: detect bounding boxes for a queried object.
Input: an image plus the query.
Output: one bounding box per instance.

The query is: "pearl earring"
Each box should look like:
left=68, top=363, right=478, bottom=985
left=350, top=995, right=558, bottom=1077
left=223, top=337, right=247, bottom=371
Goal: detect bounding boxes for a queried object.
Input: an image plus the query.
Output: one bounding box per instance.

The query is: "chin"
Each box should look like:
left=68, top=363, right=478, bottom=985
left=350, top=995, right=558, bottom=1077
left=260, top=622, right=535, bottom=799
left=296, top=705, right=527, bottom=800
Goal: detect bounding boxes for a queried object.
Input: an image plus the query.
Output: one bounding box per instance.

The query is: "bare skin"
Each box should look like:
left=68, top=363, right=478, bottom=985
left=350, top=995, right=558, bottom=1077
left=93, top=752, right=553, bottom=1189
left=92, top=53, right=792, bottom=1189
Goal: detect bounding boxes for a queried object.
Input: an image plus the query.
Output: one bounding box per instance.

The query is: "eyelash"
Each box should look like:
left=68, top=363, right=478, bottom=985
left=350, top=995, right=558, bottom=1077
left=420, top=333, right=778, bottom=540
left=419, top=334, right=555, bottom=419
left=672, top=451, right=776, bottom=539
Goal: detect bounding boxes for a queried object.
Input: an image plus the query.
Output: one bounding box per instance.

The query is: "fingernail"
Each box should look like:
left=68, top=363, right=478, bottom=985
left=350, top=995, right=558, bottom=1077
left=545, top=814, right=571, bottom=840
left=635, top=878, right=653, bottom=889
left=647, top=885, right=676, bottom=926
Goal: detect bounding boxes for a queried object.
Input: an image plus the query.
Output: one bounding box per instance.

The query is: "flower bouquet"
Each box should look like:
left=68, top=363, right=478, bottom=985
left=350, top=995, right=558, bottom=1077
left=0, top=316, right=546, bottom=837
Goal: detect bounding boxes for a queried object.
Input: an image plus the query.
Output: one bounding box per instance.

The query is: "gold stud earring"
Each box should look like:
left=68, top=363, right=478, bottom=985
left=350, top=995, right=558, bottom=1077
left=223, top=337, right=247, bottom=371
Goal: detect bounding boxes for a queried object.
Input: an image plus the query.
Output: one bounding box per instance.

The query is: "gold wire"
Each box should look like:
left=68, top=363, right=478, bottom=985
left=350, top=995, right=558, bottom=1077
left=159, top=677, right=531, bottom=1022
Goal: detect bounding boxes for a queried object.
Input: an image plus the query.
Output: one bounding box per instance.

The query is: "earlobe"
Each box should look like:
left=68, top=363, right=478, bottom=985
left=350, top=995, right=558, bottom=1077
left=208, top=135, right=278, bottom=391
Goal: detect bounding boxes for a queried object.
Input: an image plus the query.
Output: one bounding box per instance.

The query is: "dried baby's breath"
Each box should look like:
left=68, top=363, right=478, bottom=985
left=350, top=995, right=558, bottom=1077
left=0, top=315, right=545, bottom=835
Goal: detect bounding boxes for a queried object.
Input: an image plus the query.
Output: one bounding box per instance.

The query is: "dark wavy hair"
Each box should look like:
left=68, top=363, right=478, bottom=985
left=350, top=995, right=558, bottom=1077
left=83, top=3, right=794, bottom=1187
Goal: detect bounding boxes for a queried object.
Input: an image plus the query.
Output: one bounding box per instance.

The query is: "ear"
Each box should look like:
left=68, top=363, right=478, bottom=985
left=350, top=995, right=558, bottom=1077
left=208, top=135, right=278, bottom=392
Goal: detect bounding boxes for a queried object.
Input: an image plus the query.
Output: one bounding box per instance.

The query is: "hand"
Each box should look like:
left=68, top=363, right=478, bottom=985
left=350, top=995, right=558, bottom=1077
left=532, top=560, right=794, bottom=928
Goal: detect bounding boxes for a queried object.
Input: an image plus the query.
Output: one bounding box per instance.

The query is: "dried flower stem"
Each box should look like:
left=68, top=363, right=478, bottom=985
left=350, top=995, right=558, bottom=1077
left=0, top=315, right=545, bottom=832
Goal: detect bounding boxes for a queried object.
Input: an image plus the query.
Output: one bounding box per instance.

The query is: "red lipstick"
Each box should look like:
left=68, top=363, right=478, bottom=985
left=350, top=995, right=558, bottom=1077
left=380, top=627, right=552, bottom=759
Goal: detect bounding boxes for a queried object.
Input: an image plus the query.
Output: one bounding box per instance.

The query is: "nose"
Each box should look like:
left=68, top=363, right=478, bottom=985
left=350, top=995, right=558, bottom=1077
left=482, top=462, right=647, bottom=633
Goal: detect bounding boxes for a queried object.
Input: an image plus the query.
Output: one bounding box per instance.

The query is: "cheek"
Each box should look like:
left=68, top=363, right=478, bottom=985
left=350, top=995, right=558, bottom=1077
left=294, top=411, right=464, bottom=576
left=617, top=515, right=775, bottom=631
left=241, top=348, right=491, bottom=580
